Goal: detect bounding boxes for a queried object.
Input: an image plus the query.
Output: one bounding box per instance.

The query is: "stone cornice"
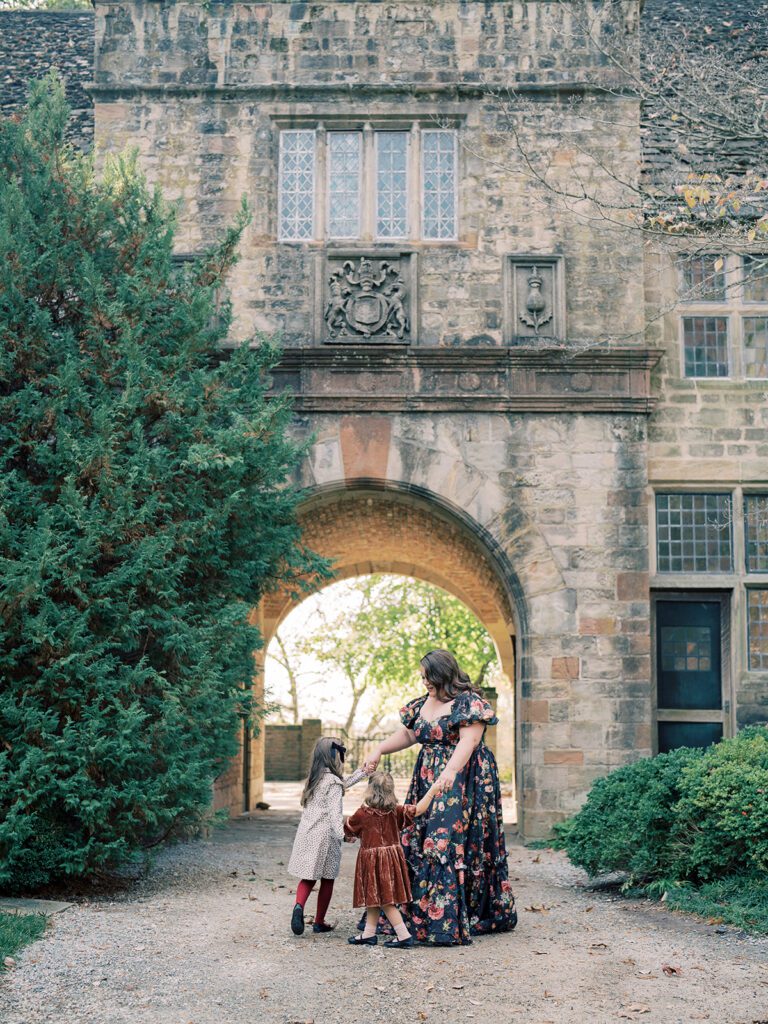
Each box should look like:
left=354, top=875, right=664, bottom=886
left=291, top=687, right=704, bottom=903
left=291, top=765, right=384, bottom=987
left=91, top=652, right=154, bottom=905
left=266, top=345, right=664, bottom=413
left=88, top=81, right=635, bottom=102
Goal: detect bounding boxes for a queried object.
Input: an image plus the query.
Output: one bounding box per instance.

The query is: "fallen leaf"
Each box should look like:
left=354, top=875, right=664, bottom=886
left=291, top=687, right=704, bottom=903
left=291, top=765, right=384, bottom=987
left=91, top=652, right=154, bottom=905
left=426, top=984, right=434, bottom=993
left=585, top=906, right=594, bottom=913
left=468, top=999, right=483, bottom=1006
left=662, top=964, right=682, bottom=977
left=532, top=854, right=541, bottom=863
left=621, top=1005, right=651, bottom=1016
left=417, top=1014, right=428, bottom=1022
left=524, top=905, right=549, bottom=913
left=590, top=942, right=608, bottom=950
left=532, top=950, right=549, bottom=955
left=707, top=916, right=724, bottom=925
left=622, top=958, right=637, bottom=966
left=452, top=983, right=464, bottom=990
left=3, top=957, right=15, bottom=968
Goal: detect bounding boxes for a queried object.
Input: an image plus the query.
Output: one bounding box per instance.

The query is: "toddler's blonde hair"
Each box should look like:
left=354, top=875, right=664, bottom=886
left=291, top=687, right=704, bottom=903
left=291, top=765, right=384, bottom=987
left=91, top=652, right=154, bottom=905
left=365, top=771, right=398, bottom=812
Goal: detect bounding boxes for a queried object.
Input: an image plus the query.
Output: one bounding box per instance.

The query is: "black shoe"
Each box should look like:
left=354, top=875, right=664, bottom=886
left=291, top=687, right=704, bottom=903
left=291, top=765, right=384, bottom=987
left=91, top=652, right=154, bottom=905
left=384, top=935, right=414, bottom=948
left=348, top=934, right=377, bottom=945
left=291, top=904, right=305, bottom=936
left=313, top=922, right=334, bottom=933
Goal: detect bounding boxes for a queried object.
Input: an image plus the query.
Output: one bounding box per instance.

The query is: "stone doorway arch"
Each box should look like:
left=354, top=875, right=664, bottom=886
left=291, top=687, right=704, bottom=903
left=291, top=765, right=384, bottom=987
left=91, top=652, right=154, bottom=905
left=218, top=481, right=525, bottom=827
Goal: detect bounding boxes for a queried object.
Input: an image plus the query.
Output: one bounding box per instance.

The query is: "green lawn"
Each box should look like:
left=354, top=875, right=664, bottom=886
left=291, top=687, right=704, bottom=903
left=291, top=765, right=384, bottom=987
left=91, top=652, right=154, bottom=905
left=664, top=876, right=768, bottom=935
left=0, top=913, right=47, bottom=968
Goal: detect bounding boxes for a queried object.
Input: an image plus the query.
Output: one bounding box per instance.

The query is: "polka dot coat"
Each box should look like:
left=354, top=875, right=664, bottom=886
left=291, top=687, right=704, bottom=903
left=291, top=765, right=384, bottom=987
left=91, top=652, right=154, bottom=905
left=287, top=767, right=367, bottom=881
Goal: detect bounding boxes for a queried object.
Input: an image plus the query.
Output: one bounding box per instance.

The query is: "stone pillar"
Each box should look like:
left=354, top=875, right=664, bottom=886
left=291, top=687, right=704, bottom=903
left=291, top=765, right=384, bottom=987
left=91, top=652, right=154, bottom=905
left=479, top=685, right=499, bottom=757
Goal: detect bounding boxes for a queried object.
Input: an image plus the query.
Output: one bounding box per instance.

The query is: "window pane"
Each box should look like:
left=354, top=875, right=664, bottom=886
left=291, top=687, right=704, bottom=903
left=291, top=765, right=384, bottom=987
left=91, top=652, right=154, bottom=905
left=376, top=132, right=408, bottom=239
left=656, top=493, right=733, bottom=572
left=743, top=255, right=768, bottom=303
left=278, top=130, right=315, bottom=241
left=328, top=132, right=361, bottom=239
left=680, top=255, right=726, bottom=301
left=682, top=316, right=729, bottom=377
left=422, top=130, right=457, bottom=240
left=745, top=495, right=768, bottom=573
left=658, top=721, right=722, bottom=753
left=743, top=316, right=768, bottom=378
left=748, top=590, right=768, bottom=670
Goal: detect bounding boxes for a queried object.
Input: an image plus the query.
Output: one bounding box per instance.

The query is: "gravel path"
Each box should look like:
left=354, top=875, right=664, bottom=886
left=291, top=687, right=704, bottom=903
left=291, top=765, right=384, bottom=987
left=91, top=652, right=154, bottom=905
left=1, top=812, right=767, bottom=1024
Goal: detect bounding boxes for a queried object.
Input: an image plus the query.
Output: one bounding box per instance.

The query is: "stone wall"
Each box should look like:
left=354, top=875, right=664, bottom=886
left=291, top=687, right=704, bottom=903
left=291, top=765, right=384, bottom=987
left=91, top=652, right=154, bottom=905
left=646, top=251, right=768, bottom=731
left=0, top=11, right=94, bottom=149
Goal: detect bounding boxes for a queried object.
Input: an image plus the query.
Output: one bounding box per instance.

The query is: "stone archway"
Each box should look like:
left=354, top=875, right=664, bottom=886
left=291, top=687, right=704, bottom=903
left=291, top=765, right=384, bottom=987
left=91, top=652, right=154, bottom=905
left=215, top=482, right=523, bottom=826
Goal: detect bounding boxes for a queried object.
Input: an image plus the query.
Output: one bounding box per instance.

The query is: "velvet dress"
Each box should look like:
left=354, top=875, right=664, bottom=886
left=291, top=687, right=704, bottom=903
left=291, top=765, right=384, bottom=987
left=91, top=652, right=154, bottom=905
left=344, top=804, right=416, bottom=908
left=399, top=691, right=518, bottom=945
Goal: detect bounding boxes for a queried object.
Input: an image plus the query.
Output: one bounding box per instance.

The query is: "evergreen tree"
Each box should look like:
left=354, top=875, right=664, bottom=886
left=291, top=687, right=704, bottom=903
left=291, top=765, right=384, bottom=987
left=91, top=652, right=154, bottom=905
left=0, top=77, right=321, bottom=888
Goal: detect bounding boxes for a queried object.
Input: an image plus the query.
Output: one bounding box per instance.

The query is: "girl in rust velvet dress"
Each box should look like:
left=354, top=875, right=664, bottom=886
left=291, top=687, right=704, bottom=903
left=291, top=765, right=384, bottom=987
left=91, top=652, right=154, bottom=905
left=344, top=772, right=438, bottom=948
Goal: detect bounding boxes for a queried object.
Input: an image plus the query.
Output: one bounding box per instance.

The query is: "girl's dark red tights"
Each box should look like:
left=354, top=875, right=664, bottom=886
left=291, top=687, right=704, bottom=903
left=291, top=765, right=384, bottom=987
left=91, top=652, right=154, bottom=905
left=295, top=878, right=334, bottom=924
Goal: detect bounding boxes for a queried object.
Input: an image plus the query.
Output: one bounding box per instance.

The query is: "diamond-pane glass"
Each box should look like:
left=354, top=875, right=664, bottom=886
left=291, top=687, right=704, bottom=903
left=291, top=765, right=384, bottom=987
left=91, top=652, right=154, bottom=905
left=422, top=130, right=457, bottom=239
left=278, top=130, right=315, bottom=241
left=747, top=590, right=768, bottom=670
left=743, top=317, right=768, bottom=378
left=656, top=493, right=733, bottom=573
left=682, top=316, right=729, bottom=377
left=680, top=255, right=726, bottom=301
left=743, top=255, right=768, bottom=303
left=376, top=132, right=408, bottom=239
left=745, top=495, right=768, bottom=573
left=328, top=132, right=361, bottom=239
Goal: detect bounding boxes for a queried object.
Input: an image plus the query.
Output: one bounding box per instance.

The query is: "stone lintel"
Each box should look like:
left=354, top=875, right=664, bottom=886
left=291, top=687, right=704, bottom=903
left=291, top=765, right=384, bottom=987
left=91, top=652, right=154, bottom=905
left=265, top=345, right=663, bottom=413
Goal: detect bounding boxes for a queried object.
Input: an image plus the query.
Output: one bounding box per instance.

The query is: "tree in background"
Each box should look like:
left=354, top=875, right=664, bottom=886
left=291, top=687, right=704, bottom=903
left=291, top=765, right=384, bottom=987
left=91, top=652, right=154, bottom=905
left=267, top=575, right=499, bottom=734
left=0, top=77, right=322, bottom=889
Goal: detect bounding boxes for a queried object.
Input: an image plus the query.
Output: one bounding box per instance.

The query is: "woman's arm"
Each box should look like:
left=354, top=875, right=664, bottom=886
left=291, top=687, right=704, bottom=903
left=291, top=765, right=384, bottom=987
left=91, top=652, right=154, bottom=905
left=435, top=722, right=484, bottom=794
left=364, top=725, right=416, bottom=770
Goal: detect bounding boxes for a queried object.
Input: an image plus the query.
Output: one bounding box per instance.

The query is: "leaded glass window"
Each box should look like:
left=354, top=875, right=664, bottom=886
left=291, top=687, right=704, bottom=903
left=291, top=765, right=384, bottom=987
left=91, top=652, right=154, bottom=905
left=680, top=255, right=726, bottom=302
left=328, top=132, right=361, bottom=239
left=743, top=316, right=768, bottom=377
left=422, top=130, right=457, bottom=240
left=682, top=316, right=729, bottom=377
left=743, top=255, right=768, bottom=303
left=747, top=590, right=768, bottom=670
left=656, top=493, right=733, bottom=573
left=376, top=132, right=408, bottom=239
left=745, top=494, right=768, bottom=573
left=278, top=130, right=315, bottom=241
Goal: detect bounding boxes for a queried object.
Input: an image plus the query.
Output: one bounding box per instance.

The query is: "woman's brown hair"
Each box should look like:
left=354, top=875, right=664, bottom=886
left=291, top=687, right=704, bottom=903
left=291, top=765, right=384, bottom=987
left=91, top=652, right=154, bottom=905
left=420, top=649, right=474, bottom=702
left=300, top=736, right=343, bottom=807
left=365, top=771, right=398, bottom=812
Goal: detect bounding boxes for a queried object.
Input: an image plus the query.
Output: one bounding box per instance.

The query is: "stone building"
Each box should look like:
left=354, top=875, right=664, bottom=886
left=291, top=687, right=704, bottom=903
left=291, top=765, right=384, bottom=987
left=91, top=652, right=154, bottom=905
left=2, top=0, right=767, bottom=837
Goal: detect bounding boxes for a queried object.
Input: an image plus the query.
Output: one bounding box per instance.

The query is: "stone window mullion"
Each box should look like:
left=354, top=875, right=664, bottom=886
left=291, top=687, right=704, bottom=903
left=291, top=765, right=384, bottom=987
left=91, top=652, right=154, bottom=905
left=316, top=124, right=327, bottom=243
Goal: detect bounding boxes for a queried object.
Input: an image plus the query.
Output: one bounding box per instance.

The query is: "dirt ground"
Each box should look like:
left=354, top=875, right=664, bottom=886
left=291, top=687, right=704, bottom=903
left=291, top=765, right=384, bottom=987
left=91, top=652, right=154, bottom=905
left=1, top=811, right=766, bottom=1024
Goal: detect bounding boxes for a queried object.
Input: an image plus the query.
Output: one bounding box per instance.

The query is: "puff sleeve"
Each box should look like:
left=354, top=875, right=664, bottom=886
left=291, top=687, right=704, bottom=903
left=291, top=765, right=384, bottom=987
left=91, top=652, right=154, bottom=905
left=449, top=691, right=498, bottom=729
left=399, top=695, right=427, bottom=730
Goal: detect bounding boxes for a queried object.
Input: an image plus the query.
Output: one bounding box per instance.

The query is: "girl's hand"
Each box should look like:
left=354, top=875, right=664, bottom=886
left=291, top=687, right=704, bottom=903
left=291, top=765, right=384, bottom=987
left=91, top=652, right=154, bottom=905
left=435, top=767, right=457, bottom=794
left=364, top=752, right=381, bottom=773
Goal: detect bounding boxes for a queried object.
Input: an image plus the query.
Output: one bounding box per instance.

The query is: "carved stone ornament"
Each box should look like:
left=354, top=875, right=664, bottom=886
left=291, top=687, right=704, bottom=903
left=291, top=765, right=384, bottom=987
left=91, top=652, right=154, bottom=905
left=519, top=265, right=553, bottom=335
left=324, top=256, right=410, bottom=340
left=506, top=256, right=565, bottom=343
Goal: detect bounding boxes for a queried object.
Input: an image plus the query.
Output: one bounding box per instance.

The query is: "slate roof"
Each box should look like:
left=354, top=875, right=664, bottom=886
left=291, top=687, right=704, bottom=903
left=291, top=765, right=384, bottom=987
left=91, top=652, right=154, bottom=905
left=0, top=3, right=765, bottom=173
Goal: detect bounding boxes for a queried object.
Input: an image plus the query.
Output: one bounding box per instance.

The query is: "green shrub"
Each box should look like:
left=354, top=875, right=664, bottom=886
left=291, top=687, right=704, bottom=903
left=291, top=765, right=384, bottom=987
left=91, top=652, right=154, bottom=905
left=671, top=725, right=768, bottom=881
left=552, top=745, right=702, bottom=881
left=555, top=727, right=768, bottom=894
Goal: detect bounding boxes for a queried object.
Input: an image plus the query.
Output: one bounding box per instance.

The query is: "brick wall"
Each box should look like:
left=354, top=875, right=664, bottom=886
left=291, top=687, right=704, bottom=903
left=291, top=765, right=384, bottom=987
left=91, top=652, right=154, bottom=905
left=265, top=720, right=322, bottom=781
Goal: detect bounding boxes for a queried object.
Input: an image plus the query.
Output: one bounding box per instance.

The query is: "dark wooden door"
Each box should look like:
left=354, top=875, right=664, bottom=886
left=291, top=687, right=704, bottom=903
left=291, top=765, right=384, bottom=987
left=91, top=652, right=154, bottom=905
left=655, top=598, right=729, bottom=753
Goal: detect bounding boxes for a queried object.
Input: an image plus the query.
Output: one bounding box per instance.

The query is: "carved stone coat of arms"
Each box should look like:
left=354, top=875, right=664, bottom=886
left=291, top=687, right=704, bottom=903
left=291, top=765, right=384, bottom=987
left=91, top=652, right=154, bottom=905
left=324, top=256, right=410, bottom=341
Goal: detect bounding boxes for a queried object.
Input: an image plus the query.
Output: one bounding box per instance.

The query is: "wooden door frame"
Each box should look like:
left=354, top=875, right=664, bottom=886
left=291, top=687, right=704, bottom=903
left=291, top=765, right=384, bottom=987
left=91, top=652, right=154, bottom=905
left=651, top=590, right=734, bottom=755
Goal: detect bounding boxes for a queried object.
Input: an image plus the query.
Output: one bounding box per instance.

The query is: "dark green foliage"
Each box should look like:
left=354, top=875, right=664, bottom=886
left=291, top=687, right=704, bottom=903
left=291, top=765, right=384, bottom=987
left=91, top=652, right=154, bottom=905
left=672, top=726, right=768, bottom=881
left=554, top=727, right=768, bottom=932
left=0, top=76, right=322, bottom=889
left=552, top=745, right=703, bottom=880
left=664, top=875, right=768, bottom=935
left=0, top=912, right=46, bottom=966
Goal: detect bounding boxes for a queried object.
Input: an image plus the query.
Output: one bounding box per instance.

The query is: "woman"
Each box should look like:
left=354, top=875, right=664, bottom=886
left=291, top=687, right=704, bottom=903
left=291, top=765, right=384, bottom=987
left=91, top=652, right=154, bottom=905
left=365, top=649, right=517, bottom=945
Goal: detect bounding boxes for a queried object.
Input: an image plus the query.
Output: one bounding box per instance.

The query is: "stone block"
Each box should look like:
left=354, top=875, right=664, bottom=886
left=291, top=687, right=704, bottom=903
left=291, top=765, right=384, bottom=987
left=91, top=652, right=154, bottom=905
left=543, top=749, right=584, bottom=765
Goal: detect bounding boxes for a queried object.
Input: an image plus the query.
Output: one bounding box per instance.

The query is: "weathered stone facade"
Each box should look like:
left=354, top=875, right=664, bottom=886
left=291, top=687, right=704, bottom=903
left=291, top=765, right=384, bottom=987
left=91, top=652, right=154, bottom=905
left=3, top=1, right=765, bottom=836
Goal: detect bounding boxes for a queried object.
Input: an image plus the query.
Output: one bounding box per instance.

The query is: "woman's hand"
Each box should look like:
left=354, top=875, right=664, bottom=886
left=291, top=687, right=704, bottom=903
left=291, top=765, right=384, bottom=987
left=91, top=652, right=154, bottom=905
left=363, top=751, right=381, bottom=773
left=435, top=766, right=457, bottom=794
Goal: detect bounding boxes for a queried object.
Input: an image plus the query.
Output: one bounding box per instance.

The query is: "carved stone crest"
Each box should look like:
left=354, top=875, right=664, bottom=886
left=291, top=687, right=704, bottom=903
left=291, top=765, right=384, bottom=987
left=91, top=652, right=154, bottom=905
left=324, top=256, right=410, bottom=341
left=505, top=256, right=565, bottom=343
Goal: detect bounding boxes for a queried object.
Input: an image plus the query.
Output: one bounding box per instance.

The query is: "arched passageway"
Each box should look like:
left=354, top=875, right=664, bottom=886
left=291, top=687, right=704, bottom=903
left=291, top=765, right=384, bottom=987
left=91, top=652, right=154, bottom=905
left=214, top=483, right=523, bottom=825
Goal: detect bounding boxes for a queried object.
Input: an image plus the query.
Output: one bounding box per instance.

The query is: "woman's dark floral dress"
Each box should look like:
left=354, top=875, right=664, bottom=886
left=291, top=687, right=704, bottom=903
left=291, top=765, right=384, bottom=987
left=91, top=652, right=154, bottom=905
left=399, top=691, right=517, bottom=945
